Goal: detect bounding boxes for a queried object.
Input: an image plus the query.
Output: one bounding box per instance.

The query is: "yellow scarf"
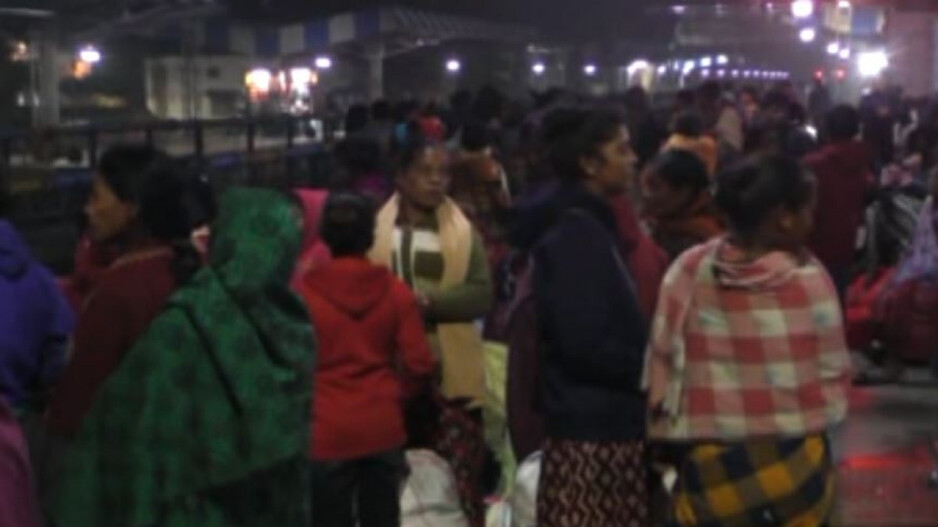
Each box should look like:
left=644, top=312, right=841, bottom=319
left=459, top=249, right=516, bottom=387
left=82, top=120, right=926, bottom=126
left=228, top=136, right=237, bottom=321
left=370, top=194, right=485, bottom=403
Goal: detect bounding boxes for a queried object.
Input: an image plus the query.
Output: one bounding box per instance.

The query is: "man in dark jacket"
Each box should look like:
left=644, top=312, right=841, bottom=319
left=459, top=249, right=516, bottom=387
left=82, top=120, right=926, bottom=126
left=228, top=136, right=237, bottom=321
left=804, top=104, right=873, bottom=301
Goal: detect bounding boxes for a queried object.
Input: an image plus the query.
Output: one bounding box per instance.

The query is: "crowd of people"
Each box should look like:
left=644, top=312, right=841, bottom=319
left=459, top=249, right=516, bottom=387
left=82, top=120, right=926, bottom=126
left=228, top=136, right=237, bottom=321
left=0, top=75, right=937, bottom=527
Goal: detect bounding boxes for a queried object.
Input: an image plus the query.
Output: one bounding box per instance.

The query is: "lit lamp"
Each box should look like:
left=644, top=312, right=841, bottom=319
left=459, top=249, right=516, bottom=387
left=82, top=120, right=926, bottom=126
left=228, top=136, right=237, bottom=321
left=245, top=68, right=272, bottom=97
left=79, top=45, right=101, bottom=64
left=799, top=27, right=817, bottom=43
left=857, top=50, right=888, bottom=78
left=445, top=59, right=461, bottom=74
left=792, top=0, right=814, bottom=19
left=314, top=56, right=333, bottom=70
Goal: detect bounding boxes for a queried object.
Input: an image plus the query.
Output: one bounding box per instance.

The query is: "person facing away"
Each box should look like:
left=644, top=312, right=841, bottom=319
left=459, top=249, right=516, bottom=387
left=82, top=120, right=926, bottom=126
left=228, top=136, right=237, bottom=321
left=299, top=192, right=436, bottom=527
left=51, top=188, right=315, bottom=527
left=664, top=110, right=719, bottom=177
left=641, top=149, right=724, bottom=261
left=526, top=107, right=650, bottom=527
left=645, top=154, right=851, bottom=527
left=0, top=189, right=73, bottom=418
left=369, top=124, right=493, bottom=527
left=804, top=104, right=874, bottom=300
left=47, top=145, right=200, bottom=437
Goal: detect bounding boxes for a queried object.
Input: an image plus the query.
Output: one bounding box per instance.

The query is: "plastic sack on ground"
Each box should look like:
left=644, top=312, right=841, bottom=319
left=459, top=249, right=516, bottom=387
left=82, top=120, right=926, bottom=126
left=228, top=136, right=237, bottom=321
left=401, top=449, right=469, bottom=527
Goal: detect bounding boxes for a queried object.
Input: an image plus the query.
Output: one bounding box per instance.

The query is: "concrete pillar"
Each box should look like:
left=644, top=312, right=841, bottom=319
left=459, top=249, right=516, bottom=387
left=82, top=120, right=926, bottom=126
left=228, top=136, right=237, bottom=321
left=31, top=21, right=59, bottom=127
left=367, top=41, right=385, bottom=101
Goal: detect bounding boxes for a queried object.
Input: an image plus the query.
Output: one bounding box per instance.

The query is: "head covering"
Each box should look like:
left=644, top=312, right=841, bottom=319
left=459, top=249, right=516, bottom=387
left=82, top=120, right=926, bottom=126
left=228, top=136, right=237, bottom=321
left=0, top=400, right=40, bottom=527
left=291, top=189, right=332, bottom=287
left=52, top=188, right=316, bottom=527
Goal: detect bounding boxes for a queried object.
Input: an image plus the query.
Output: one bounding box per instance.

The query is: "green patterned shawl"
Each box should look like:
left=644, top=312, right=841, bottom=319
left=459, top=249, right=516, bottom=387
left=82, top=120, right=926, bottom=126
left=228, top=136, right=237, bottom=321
left=51, top=188, right=316, bottom=527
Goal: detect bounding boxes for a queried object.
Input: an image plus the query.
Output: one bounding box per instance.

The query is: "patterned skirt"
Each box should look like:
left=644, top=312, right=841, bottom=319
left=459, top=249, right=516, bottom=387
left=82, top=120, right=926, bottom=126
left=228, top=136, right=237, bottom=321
left=670, top=434, right=835, bottom=527
left=537, top=438, right=648, bottom=527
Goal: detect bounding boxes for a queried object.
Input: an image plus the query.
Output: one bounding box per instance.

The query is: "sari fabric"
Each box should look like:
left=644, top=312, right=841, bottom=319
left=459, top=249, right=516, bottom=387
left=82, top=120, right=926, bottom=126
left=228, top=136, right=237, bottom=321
left=51, top=188, right=316, bottom=527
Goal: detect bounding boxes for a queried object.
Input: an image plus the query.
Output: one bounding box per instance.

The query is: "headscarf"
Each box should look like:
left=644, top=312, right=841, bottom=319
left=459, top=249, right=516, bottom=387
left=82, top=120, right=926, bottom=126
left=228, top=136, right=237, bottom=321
left=52, top=188, right=316, bottom=527
left=291, top=189, right=332, bottom=287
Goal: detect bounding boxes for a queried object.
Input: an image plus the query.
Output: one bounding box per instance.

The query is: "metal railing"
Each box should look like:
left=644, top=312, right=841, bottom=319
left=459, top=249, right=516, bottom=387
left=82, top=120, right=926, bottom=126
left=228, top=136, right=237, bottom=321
left=2, top=114, right=341, bottom=272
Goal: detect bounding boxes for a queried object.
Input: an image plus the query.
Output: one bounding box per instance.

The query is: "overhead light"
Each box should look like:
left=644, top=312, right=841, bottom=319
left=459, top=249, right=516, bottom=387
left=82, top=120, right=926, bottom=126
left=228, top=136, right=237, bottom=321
left=731, top=69, right=740, bottom=77
left=717, top=54, right=729, bottom=65
left=289, top=67, right=313, bottom=85
left=245, top=68, right=272, bottom=93
left=827, top=42, right=840, bottom=55
left=799, top=27, right=817, bottom=43
left=532, top=62, right=546, bottom=75
left=627, top=60, right=650, bottom=75
left=79, top=45, right=101, bottom=64
left=701, top=69, right=711, bottom=77
left=700, top=56, right=713, bottom=68
left=445, top=59, right=461, bottom=73
left=837, top=1, right=851, bottom=9
left=839, top=48, right=851, bottom=60
left=314, top=56, right=332, bottom=70
left=657, top=64, right=668, bottom=75
left=792, top=0, right=814, bottom=19
left=857, top=50, right=888, bottom=77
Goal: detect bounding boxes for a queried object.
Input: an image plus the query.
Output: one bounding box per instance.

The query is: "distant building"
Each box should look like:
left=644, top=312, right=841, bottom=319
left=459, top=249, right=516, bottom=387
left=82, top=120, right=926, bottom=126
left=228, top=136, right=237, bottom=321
left=145, top=55, right=249, bottom=119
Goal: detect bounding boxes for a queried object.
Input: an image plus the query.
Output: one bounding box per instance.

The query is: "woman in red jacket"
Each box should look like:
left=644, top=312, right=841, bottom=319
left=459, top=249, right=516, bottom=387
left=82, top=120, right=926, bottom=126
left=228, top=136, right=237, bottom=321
left=298, top=192, right=436, bottom=527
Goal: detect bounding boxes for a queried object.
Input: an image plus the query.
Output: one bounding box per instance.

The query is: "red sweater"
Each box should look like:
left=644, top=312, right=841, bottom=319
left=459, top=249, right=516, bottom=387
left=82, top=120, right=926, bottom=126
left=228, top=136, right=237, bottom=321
left=47, top=249, right=178, bottom=436
left=299, top=258, right=436, bottom=460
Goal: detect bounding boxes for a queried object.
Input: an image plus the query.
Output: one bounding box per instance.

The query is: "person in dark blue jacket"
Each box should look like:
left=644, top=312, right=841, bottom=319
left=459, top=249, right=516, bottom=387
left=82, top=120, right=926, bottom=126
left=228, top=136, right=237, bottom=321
left=0, top=192, right=73, bottom=418
left=527, top=107, right=649, bottom=527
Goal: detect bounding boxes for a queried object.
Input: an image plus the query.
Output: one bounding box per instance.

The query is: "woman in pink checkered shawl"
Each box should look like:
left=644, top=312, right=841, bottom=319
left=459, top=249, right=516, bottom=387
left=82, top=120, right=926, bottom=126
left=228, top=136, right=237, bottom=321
left=645, top=155, right=851, bottom=527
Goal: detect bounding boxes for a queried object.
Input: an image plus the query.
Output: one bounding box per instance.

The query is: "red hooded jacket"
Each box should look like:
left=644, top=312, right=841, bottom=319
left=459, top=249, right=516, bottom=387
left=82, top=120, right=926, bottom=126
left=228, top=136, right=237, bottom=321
left=299, top=258, right=436, bottom=460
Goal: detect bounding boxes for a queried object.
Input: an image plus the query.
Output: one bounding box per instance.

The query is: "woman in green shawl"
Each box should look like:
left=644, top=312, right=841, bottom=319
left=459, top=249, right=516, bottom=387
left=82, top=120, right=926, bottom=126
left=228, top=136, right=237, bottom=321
left=51, top=188, right=316, bottom=527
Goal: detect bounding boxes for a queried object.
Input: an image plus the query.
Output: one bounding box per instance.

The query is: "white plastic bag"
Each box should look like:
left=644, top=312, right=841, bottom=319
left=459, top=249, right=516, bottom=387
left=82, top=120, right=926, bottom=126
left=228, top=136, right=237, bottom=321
left=401, top=449, right=469, bottom=527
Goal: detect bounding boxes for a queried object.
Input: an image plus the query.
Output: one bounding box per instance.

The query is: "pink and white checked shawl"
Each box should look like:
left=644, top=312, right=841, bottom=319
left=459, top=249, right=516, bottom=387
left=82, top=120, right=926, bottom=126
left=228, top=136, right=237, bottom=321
left=645, top=239, right=851, bottom=441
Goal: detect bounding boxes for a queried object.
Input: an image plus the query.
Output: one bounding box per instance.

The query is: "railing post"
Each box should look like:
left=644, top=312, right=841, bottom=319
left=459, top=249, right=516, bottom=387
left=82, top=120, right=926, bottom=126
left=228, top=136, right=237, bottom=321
left=194, top=120, right=204, bottom=160
left=88, top=129, right=98, bottom=169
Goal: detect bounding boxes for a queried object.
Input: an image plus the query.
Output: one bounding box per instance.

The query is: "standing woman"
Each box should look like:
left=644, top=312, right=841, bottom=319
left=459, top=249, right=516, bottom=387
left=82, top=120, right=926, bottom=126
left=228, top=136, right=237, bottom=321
left=530, top=108, right=649, bottom=527
left=47, top=144, right=199, bottom=436
left=646, top=155, right=851, bottom=526
left=641, top=149, right=723, bottom=261
left=51, top=188, right=315, bottom=527
left=370, top=126, right=493, bottom=526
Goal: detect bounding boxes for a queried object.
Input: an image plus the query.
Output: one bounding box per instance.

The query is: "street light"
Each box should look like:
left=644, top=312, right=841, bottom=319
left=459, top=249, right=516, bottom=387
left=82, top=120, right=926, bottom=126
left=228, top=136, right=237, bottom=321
left=583, top=64, right=597, bottom=76
left=700, top=56, right=713, bottom=68
left=532, top=62, right=546, bottom=75
left=827, top=42, right=840, bottom=55
left=857, top=50, right=888, bottom=77
left=799, top=27, right=817, bottom=43
left=717, top=54, right=729, bottom=65
left=314, top=56, right=332, bottom=70
left=792, top=0, right=814, bottom=19
left=839, top=47, right=851, bottom=60
left=79, top=45, right=101, bottom=64
left=445, top=59, right=461, bottom=74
